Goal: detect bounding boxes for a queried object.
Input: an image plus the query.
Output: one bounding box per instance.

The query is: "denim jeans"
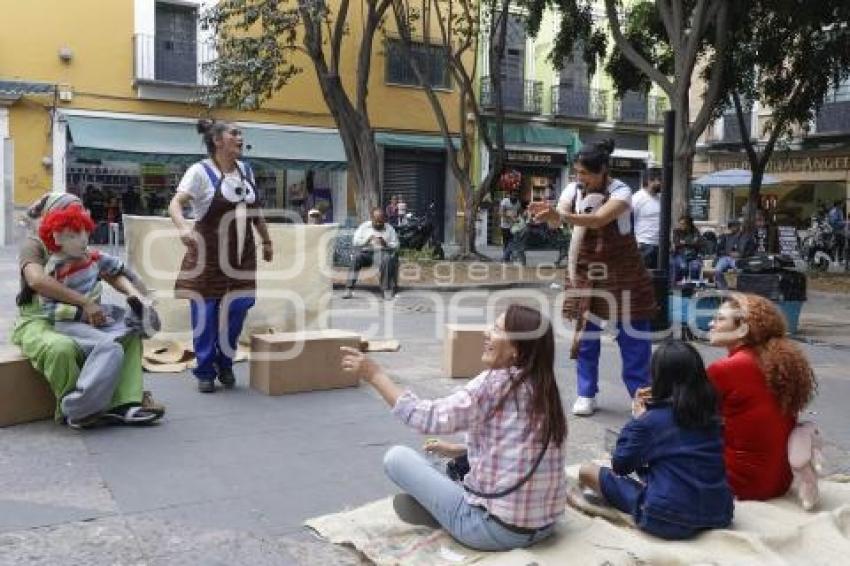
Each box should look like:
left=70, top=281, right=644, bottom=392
left=714, top=255, right=737, bottom=289
left=383, top=445, right=555, bottom=551
left=189, top=295, right=255, bottom=381
left=672, top=254, right=702, bottom=283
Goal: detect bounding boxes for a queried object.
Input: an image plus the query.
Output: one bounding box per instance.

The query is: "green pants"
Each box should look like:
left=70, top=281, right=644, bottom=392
left=12, top=302, right=144, bottom=421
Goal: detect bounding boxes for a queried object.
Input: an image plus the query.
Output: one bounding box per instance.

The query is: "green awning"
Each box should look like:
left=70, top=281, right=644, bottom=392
left=487, top=122, right=581, bottom=158
left=65, top=114, right=348, bottom=170
left=376, top=131, right=460, bottom=150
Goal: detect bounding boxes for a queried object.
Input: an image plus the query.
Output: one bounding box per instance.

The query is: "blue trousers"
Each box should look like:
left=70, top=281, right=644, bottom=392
left=577, top=319, right=651, bottom=398
left=599, top=467, right=701, bottom=540
left=190, top=295, right=255, bottom=381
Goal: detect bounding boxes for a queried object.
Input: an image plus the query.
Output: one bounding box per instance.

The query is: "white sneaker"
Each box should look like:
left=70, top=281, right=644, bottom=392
left=572, top=396, right=597, bottom=416
left=342, top=289, right=353, bottom=299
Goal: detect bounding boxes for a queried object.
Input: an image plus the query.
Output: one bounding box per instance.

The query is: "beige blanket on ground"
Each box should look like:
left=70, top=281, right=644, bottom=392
left=123, top=217, right=335, bottom=347
left=306, top=470, right=850, bottom=565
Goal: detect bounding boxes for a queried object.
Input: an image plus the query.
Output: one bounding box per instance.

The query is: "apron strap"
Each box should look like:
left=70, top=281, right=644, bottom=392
left=200, top=162, right=221, bottom=187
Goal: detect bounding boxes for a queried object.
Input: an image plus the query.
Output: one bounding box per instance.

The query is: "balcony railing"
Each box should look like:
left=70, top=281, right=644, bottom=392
left=480, top=78, right=543, bottom=115
left=551, top=86, right=607, bottom=120
left=133, top=33, right=216, bottom=86
left=614, top=92, right=667, bottom=125
left=815, top=100, right=850, bottom=135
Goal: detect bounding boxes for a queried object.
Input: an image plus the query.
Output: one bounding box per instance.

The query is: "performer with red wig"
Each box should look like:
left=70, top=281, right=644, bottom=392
left=36, top=204, right=162, bottom=428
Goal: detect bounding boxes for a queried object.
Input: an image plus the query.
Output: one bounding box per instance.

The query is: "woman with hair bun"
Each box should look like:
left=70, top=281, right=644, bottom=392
left=532, top=139, right=656, bottom=417
left=169, top=119, right=273, bottom=394
left=707, top=293, right=817, bottom=500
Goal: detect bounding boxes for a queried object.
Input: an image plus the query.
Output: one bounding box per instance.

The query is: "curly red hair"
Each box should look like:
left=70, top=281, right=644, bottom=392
left=38, top=204, right=95, bottom=253
left=727, top=292, right=816, bottom=415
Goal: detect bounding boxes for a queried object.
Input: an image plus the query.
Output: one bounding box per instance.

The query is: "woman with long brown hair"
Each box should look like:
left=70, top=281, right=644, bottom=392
left=341, top=305, right=567, bottom=551
left=707, top=293, right=817, bottom=500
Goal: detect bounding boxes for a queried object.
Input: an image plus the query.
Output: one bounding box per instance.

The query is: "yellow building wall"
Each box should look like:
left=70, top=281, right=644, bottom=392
left=2, top=0, right=465, bottom=205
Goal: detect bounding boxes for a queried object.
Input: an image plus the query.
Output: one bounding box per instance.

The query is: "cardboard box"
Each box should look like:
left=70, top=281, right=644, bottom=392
left=443, top=324, right=488, bottom=378
left=250, top=330, right=362, bottom=395
left=0, top=347, right=56, bottom=427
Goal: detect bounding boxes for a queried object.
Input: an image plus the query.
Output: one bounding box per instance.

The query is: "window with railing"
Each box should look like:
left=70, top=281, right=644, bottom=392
left=816, top=81, right=850, bottom=134
left=551, top=86, right=607, bottom=120
left=385, top=39, right=451, bottom=89
left=480, top=78, right=543, bottom=115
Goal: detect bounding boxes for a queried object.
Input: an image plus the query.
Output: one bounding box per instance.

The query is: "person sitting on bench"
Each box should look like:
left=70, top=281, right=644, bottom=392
left=714, top=219, right=755, bottom=290
left=343, top=208, right=399, bottom=300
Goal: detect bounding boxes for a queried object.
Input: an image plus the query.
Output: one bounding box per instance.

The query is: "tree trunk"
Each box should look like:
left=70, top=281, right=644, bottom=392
left=745, top=166, right=765, bottom=228
left=671, top=108, right=693, bottom=221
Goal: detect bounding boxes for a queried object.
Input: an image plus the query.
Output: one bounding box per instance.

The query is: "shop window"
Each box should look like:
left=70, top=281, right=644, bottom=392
left=385, top=39, right=451, bottom=89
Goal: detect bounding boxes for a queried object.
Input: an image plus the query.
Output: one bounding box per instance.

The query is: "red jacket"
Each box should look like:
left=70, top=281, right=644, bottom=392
left=707, top=347, right=795, bottom=500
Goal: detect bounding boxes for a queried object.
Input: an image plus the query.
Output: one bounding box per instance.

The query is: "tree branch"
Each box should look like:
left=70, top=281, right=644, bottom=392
left=603, top=0, right=674, bottom=96
left=733, top=90, right=758, bottom=166
left=688, top=1, right=730, bottom=147
left=682, top=0, right=712, bottom=83
left=330, top=0, right=350, bottom=73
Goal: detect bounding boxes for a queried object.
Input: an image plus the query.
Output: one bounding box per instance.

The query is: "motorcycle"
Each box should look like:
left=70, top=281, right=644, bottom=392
left=800, top=214, right=835, bottom=271
left=397, top=202, right=445, bottom=259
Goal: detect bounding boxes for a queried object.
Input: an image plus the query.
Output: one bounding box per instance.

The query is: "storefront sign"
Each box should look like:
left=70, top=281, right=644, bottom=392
left=689, top=184, right=709, bottom=221
left=610, top=157, right=645, bottom=170
left=716, top=156, right=850, bottom=174
left=505, top=151, right=567, bottom=167
left=777, top=225, right=800, bottom=259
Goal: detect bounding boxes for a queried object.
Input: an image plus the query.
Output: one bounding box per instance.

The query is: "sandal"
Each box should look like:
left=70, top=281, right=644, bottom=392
left=102, top=405, right=161, bottom=425
left=141, top=390, right=166, bottom=417
left=66, top=413, right=103, bottom=430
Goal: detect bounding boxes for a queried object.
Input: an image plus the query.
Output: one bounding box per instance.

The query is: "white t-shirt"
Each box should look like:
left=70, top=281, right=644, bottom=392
left=557, top=179, right=633, bottom=235
left=631, top=188, right=661, bottom=245
left=176, top=159, right=253, bottom=220
left=499, top=197, right=520, bottom=229
left=352, top=221, right=399, bottom=249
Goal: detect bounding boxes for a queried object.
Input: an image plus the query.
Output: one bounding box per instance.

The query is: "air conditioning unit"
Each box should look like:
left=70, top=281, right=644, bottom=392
left=58, top=88, right=73, bottom=102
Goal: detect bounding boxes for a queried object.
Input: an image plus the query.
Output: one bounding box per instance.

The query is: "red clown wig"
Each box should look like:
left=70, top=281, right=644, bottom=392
left=38, top=204, right=95, bottom=253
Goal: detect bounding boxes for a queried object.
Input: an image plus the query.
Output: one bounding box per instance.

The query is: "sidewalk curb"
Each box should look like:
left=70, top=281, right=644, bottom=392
left=332, top=281, right=555, bottom=293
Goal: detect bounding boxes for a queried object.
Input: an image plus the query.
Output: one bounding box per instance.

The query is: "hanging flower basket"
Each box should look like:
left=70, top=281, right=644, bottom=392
left=499, top=169, right=522, bottom=192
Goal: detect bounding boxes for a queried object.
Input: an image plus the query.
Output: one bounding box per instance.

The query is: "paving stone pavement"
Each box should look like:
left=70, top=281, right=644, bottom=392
left=2, top=245, right=850, bottom=564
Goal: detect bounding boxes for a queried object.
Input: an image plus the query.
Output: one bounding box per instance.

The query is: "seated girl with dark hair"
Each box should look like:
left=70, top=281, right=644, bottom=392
left=341, top=305, right=567, bottom=551
left=577, top=340, right=733, bottom=540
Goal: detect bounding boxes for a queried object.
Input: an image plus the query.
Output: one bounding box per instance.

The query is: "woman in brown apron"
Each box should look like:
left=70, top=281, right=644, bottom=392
left=169, top=120, right=273, bottom=393
left=532, top=139, right=656, bottom=416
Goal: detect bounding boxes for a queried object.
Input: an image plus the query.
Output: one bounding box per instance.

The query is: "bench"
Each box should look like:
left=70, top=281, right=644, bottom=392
left=0, top=346, right=56, bottom=427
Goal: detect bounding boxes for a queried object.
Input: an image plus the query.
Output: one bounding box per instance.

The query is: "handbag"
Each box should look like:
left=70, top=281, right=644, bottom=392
left=447, top=430, right=551, bottom=500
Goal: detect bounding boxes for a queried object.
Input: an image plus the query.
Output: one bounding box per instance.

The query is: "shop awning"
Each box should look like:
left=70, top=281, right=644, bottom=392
left=376, top=131, right=461, bottom=150
left=486, top=122, right=581, bottom=158
left=65, top=114, right=348, bottom=170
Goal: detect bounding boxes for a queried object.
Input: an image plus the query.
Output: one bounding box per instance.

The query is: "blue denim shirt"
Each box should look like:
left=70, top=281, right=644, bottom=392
left=612, top=403, right=734, bottom=529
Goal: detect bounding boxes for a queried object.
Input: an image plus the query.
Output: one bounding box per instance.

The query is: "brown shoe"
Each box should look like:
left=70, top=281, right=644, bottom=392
left=141, top=390, right=166, bottom=417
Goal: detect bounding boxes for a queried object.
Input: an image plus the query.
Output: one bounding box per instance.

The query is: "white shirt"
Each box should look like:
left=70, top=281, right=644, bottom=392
left=176, top=159, right=252, bottom=220
left=499, top=197, right=520, bottom=229
left=352, top=220, right=399, bottom=249
left=631, top=188, right=661, bottom=245
left=557, top=179, right=633, bottom=235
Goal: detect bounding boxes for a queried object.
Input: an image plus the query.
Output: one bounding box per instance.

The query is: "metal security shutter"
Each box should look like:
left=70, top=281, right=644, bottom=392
left=383, top=149, right=446, bottom=240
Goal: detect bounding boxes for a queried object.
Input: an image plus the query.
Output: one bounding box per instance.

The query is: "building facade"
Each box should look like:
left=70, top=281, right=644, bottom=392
left=0, top=0, right=463, bottom=244
left=693, top=82, right=850, bottom=246
left=474, top=3, right=666, bottom=247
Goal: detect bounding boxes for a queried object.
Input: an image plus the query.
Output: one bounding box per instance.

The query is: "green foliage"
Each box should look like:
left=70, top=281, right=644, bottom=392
left=201, top=0, right=311, bottom=109
left=526, top=0, right=607, bottom=78
left=603, top=1, right=673, bottom=96
left=714, top=0, right=850, bottom=137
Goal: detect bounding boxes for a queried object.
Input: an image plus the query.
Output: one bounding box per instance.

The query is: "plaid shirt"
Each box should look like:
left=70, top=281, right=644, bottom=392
left=392, top=368, right=567, bottom=528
